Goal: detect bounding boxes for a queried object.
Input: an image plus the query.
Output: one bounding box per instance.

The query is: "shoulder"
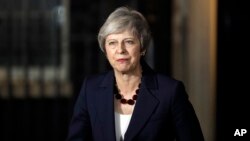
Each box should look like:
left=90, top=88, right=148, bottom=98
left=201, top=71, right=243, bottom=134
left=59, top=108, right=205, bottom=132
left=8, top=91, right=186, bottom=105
left=85, top=71, right=110, bottom=82
left=152, top=73, right=187, bottom=98
left=141, top=61, right=184, bottom=92
left=141, top=60, right=183, bottom=88
left=155, top=73, right=183, bottom=87
left=153, top=73, right=189, bottom=106
left=83, top=71, right=113, bottom=87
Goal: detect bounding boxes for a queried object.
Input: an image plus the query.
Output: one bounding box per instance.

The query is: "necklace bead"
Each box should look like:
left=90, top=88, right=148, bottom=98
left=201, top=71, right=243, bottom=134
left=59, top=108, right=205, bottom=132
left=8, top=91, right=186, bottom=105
left=114, top=83, right=141, bottom=105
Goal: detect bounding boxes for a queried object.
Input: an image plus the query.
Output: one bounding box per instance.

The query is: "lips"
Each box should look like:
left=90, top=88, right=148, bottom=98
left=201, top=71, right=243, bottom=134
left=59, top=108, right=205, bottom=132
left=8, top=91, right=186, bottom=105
left=116, top=58, right=129, bottom=63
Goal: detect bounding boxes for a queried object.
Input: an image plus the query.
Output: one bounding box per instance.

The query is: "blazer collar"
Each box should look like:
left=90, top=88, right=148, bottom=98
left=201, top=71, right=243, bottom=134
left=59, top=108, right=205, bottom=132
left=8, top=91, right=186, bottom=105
left=96, top=61, right=159, bottom=141
left=125, top=61, right=159, bottom=141
left=95, top=71, right=116, bottom=141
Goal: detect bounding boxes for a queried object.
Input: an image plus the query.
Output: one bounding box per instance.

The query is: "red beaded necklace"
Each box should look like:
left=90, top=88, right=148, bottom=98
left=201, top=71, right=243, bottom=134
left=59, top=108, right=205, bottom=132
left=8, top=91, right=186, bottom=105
left=114, top=83, right=141, bottom=105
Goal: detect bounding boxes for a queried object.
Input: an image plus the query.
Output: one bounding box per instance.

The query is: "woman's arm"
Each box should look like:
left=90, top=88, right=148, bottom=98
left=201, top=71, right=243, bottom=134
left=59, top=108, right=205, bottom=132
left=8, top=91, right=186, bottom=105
left=67, top=77, right=93, bottom=141
left=171, top=82, right=204, bottom=141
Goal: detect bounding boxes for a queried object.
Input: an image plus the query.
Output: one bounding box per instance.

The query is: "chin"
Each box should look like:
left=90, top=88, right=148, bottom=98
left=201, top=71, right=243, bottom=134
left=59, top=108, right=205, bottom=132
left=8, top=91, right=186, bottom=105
left=115, top=67, right=131, bottom=74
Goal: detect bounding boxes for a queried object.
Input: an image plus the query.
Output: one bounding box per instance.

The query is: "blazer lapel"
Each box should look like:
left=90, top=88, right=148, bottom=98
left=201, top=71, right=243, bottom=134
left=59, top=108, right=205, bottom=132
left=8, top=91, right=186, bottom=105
left=124, top=71, right=159, bottom=141
left=95, top=71, right=116, bottom=141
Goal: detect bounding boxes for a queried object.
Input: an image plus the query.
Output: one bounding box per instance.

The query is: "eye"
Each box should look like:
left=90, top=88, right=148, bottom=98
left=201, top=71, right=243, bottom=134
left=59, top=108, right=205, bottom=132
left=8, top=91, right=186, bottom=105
left=125, top=40, right=134, bottom=45
left=108, top=42, right=115, bottom=45
left=106, top=41, right=117, bottom=47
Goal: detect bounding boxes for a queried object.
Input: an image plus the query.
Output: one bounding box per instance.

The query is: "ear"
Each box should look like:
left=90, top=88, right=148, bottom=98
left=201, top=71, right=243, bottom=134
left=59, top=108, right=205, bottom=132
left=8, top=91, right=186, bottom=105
left=140, top=49, right=146, bottom=56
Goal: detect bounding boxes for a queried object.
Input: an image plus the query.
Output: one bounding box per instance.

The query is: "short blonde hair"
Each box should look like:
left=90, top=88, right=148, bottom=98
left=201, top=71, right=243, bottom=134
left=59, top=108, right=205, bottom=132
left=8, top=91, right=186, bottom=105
left=98, top=6, right=151, bottom=52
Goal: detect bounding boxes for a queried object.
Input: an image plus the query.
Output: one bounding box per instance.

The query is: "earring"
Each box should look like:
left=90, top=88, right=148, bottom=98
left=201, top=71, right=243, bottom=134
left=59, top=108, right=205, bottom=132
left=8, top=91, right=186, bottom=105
left=141, top=51, right=146, bottom=56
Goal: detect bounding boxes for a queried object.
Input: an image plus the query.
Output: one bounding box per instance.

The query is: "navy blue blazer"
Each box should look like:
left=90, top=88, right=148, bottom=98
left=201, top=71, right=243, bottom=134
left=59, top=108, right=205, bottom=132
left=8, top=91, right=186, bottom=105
left=67, top=62, right=204, bottom=141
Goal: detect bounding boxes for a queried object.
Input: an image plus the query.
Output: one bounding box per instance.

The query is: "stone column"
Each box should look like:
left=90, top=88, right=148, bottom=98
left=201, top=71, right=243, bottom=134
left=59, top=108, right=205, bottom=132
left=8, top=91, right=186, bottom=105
left=171, top=0, right=217, bottom=141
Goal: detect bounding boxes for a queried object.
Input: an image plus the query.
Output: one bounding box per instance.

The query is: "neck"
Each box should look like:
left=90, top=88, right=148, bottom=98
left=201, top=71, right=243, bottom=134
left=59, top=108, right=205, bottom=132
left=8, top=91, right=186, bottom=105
left=114, top=67, right=142, bottom=94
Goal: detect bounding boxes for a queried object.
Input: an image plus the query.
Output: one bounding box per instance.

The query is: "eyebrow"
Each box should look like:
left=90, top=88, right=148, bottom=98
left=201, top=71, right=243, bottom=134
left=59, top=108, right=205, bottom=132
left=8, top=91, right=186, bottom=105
left=106, top=37, right=135, bottom=41
left=106, top=39, right=117, bottom=42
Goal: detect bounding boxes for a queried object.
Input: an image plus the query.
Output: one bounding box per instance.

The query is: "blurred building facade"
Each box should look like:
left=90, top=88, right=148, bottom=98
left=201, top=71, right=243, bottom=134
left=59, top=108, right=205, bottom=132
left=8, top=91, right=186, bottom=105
left=0, top=0, right=249, bottom=141
left=0, top=0, right=171, bottom=140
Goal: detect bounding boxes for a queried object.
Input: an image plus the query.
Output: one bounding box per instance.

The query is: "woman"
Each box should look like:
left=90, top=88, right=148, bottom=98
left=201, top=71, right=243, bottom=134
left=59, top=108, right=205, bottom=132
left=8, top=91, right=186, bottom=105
left=67, top=6, right=204, bottom=141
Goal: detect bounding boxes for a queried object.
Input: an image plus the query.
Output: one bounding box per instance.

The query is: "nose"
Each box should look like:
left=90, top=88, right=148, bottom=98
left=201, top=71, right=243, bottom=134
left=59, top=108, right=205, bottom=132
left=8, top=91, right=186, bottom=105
left=116, top=42, right=126, bottom=54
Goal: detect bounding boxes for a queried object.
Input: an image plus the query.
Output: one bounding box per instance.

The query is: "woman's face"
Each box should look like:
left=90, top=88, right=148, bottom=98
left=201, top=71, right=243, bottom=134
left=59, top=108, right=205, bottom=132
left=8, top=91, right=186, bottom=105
left=105, top=30, right=141, bottom=74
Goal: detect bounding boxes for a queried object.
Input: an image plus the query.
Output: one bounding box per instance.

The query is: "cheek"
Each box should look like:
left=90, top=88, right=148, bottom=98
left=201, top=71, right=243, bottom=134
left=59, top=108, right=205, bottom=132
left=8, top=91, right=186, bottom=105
left=105, top=50, right=114, bottom=62
left=132, top=49, right=141, bottom=59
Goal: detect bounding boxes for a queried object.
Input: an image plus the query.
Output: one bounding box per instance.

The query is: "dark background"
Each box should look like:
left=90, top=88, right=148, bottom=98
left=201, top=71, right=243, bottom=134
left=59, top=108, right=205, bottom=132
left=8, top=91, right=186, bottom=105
left=216, top=0, right=249, bottom=140
left=0, top=0, right=249, bottom=140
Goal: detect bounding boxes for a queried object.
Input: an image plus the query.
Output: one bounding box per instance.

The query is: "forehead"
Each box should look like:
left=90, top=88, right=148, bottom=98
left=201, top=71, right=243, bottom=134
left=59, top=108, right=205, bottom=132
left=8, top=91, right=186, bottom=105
left=106, top=30, right=137, bottom=40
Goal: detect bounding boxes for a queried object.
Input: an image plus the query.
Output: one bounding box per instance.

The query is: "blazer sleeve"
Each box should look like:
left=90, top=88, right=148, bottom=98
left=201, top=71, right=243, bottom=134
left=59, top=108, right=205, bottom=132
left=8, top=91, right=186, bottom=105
left=67, top=77, right=93, bottom=141
left=171, top=82, right=204, bottom=141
